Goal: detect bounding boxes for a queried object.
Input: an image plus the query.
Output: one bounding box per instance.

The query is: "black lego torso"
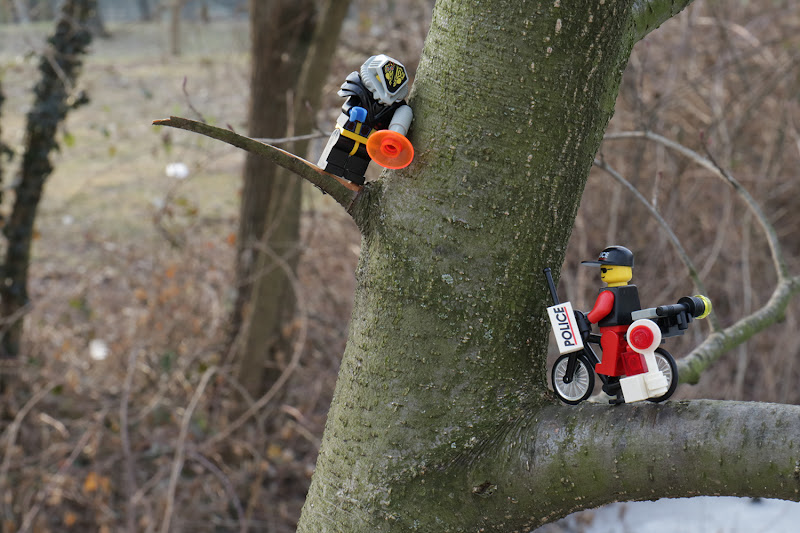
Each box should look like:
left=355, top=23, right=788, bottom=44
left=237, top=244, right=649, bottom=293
left=338, top=71, right=405, bottom=131
left=597, top=285, right=641, bottom=328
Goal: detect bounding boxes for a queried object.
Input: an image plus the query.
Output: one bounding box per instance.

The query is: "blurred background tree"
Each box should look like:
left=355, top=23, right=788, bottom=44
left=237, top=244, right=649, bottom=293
left=0, top=0, right=96, bottom=361
left=230, top=0, right=351, bottom=402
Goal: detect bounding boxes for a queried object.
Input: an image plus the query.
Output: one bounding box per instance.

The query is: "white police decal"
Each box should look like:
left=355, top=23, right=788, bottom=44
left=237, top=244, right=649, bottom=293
left=546, top=301, right=585, bottom=354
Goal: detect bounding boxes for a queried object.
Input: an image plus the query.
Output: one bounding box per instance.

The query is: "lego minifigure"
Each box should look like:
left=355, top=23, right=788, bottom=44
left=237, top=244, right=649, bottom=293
left=580, top=245, right=673, bottom=402
left=580, top=245, right=643, bottom=379
left=545, top=246, right=711, bottom=404
left=318, top=54, right=414, bottom=185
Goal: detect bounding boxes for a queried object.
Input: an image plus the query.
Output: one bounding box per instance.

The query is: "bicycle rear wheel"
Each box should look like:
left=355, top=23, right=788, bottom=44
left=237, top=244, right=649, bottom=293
left=647, top=348, right=678, bottom=403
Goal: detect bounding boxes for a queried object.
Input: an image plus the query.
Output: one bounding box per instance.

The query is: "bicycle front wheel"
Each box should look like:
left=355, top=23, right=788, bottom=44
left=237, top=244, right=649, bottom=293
left=552, top=353, right=595, bottom=405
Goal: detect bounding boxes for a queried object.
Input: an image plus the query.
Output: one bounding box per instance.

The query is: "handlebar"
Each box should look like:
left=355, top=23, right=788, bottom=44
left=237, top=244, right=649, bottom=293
left=655, top=295, right=712, bottom=319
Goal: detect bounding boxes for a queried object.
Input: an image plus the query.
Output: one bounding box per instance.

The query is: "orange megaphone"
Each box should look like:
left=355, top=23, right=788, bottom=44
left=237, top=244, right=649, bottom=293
left=366, top=130, right=414, bottom=169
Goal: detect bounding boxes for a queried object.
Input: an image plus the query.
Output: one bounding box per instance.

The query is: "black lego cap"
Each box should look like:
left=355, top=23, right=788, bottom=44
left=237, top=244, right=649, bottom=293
left=581, top=245, right=634, bottom=268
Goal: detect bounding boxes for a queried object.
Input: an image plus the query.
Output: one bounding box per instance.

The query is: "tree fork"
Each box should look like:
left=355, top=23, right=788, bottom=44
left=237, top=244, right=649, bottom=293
left=158, top=1, right=800, bottom=530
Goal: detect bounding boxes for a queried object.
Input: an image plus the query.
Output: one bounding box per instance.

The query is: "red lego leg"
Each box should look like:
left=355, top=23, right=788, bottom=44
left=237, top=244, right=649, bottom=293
left=595, top=330, right=625, bottom=376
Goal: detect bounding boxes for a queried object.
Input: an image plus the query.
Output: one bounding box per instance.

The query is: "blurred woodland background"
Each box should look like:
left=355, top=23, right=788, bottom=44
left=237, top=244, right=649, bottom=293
left=0, top=0, right=797, bottom=532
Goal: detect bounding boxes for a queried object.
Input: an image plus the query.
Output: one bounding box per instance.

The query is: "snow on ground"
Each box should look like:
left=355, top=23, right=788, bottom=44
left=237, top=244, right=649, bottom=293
left=534, top=497, right=800, bottom=533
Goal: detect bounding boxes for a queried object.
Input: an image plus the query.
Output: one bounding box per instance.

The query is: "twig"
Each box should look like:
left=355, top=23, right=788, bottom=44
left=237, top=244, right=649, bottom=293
left=160, top=366, right=218, bottom=533
left=181, top=77, right=207, bottom=123
left=152, top=116, right=362, bottom=209
left=604, top=130, right=788, bottom=279
left=187, top=450, right=247, bottom=533
left=0, top=382, right=59, bottom=486
left=603, top=130, right=799, bottom=383
left=202, top=242, right=308, bottom=449
left=593, top=157, right=721, bottom=331
left=121, top=349, right=142, bottom=533
left=152, top=176, right=189, bottom=249
left=18, top=406, right=110, bottom=533
left=281, top=404, right=322, bottom=447
left=251, top=131, right=327, bottom=145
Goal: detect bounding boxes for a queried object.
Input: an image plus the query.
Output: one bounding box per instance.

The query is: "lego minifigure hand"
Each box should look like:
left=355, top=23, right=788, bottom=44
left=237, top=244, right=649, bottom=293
left=348, top=106, right=367, bottom=123
left=574, top=310, right=592, bottom=339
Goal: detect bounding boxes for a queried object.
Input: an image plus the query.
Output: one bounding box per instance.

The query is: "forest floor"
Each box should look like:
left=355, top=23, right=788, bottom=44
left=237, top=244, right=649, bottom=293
left=0, top=18, right=361, bottom=532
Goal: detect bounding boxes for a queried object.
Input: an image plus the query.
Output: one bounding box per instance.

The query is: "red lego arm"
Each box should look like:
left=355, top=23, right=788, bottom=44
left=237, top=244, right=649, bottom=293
left=587, top=290, right=614, bottom=323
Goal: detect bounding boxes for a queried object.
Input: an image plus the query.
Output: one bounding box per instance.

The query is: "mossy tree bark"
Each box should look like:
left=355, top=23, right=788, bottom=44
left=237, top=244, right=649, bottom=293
left=293, top=0, right=800, bottom=531
left=154, top=0, right=800, bottom=530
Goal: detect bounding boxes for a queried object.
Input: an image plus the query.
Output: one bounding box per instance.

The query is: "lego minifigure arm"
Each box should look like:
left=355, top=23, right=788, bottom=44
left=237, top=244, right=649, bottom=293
left=586, top=290, right=614, bottom=323
left=387, top=105, right=413, bottom=136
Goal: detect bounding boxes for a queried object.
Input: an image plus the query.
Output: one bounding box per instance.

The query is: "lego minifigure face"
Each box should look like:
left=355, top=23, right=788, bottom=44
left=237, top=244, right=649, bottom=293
left=600, top=265, right=632, bottom=286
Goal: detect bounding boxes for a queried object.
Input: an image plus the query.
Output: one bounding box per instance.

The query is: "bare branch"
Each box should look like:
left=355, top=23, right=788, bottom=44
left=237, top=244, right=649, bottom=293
left=160, top=366, right=218, bottom=533
left=399, top=400, right=800, bottom=531
left=18, top=406, right=110, bottom=533
left=187, top=451, right=247, bottom=533
left=593, top=158, right=721, bottom=332
left=605, top=130, right=788, bottom=278
left=632, top=0, right=696, bottom=41
left=152, top=116, right=361, bottom=211
left=0, top=382, right=60, bottom=485
left=681, top=275, right=800, bottom=384
left=121, top=349, right=141, bottom=533
left=523, top=401, right=800, bottom=506
left=202, top=240, right=309, bottom=449
left=603, top=130, right=798, bottom=383
left=252, top=131, right=327, bottom=145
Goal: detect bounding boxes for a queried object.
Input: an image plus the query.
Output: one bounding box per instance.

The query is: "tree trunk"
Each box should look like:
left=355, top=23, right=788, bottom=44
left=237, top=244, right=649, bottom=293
left=137, top=0, right=151, bottom=21
left=85, top=0, right=108, bottom=38
left=0, top=0, right=94, bottom=358
left=169, top=0, right=183, bottom=56
left=234, top=0, right=351, bottom=398
left=231, top=0, right=316, bottom=399
left=295, top=0, right=800, bottom=531
left=11, top=0, right=29, bottom=23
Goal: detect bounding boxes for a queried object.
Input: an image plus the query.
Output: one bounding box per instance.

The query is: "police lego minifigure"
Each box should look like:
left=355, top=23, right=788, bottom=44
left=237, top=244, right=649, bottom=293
left=318, top=54, right=414, bottom=185
left=581, top=245, right=643, bottom=378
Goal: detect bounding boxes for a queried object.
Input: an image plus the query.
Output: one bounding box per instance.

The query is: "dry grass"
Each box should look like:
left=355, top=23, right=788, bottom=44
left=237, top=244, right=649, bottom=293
left=0, top=4, right=431, bottom=532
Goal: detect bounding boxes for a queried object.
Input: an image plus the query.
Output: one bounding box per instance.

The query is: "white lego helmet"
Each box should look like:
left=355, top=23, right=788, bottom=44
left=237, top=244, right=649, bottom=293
left=360, top=54, right=410, bottom=106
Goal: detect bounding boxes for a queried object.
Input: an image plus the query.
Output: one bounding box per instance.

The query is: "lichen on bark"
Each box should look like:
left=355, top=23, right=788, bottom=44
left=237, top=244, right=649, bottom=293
left=299, top=1, right=647, bottom=530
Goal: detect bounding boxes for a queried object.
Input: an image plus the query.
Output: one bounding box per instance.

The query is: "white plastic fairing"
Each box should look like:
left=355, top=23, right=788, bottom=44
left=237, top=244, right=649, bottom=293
left=623, top=319, right=668, bottom=401
left=627, top=319, right=661, bottom=353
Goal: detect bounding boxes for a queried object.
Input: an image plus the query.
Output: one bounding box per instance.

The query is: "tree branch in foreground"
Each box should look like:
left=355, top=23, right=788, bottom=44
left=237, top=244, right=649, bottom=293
left=522, top=401, right=800, bottom=517
left=152, top=116, right=361, bottom=210
left=391, top=400, right=800, bottom=531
